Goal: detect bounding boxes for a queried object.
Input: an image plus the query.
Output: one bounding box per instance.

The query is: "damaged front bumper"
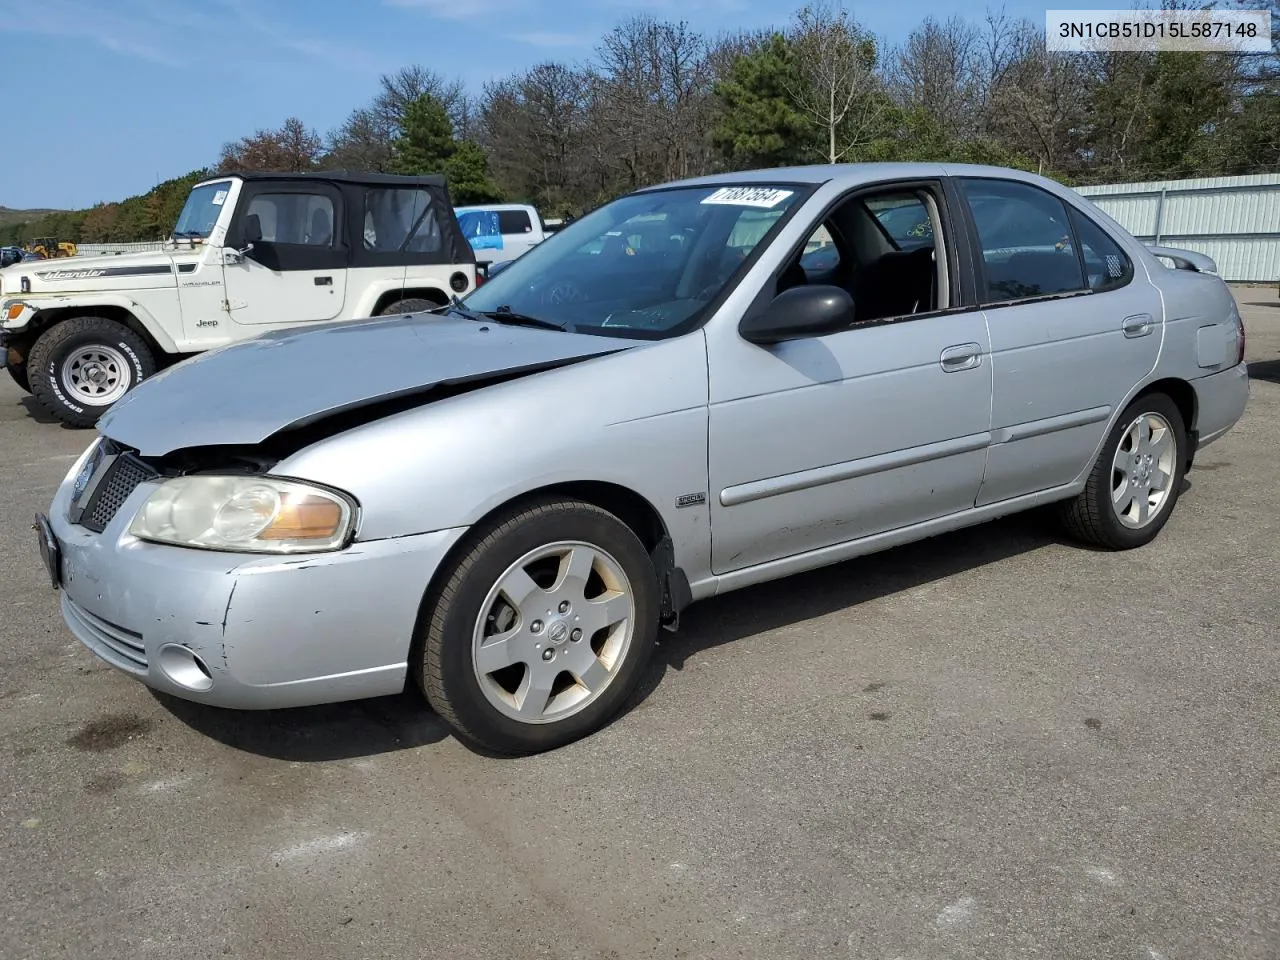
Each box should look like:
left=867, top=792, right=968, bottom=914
left=46, top=461, right=467, bottom=709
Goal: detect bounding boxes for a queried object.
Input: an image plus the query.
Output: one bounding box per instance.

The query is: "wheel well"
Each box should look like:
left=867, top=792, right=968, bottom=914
left=13, top=306, right=166, bottom=365
left=408, top=481, right=686, bottom=679
left=1135, top=377, right=1197, bottom=463
left=372, top=288, right=449, bottom=315
left=1136, top=377, right=1196, bottom=432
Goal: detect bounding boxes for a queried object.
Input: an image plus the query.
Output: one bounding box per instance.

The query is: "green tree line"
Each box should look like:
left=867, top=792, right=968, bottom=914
left=5, top=0, right=1277, bottom=245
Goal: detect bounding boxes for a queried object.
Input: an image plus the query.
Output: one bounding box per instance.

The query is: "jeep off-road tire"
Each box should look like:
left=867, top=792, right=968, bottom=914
left=1057, top=392, right=1187, bottom=550
left=416, top=498, right=660, bottom=755
left=28, top=316, right=156, bottom=428
left=6, top=362, right=30, bottom=393
left=378, top=298, right=439, bottom=316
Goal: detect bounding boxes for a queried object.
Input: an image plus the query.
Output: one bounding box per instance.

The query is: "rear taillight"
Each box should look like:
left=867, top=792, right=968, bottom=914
left=1235, top=312, right=1246, bottom=365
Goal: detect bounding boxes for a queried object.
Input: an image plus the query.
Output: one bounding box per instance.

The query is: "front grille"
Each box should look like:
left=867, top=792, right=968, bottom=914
left=77, top=445, right=158, bottom=533
left=64, top=596, right=148, bottom=673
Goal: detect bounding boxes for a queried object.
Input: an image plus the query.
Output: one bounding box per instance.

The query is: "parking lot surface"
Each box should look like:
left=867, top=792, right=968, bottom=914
left=2, top=288, right=1278, bottom=960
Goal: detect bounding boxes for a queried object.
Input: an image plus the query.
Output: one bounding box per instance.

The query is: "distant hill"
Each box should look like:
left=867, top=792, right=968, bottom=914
left=0, top=169, right=211, bottom=247
left=0, top=206, right=65, bottom=230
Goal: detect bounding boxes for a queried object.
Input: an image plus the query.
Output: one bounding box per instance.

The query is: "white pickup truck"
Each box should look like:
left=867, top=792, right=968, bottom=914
left=454, top=203, right=548, bottom=270
left=0, top=170, right=478, bottom=427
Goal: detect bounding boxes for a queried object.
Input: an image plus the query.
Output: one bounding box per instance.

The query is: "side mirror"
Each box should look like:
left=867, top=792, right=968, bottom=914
left=739, top=284, right=855, bottom=345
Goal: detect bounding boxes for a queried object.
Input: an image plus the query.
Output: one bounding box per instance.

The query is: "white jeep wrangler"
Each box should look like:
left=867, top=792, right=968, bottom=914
left=0, top=171, right=478, bottom=427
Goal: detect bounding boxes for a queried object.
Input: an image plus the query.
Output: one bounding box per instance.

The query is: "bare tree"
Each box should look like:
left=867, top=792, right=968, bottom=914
left=218, top=116, right=323, bottom=172
left=890, top=16, right=982, bottom=137
left=373, top=65, right=469, bottom=135
left=784, top=1, right=887, bottom=163
left=979, top=15, right=1090, bottom=175
left=322, top=107, right=396, bottom=172
left=593, top=16, right=717, bottom=187
left=704, top=27, right=775, bottom=81
left=480, top=62, right=594, bottom=213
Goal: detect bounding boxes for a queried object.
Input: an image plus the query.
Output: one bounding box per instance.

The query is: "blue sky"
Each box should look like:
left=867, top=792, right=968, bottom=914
left=0, top=0, right=1120, bottom=210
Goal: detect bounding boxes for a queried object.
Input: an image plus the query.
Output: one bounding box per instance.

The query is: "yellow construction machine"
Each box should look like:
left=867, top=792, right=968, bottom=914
left=24, top=237, right=78, bottom=259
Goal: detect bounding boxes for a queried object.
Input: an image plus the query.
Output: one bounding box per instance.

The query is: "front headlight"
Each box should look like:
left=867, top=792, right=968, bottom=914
left=128, top=475, right=356, bottom=553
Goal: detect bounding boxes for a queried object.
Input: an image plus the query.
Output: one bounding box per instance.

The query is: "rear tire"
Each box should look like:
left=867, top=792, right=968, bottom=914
left=28, top=316, right=156, bottom=428
left=417, top=498, right=660, bottom=755
left=379, top=297, right=440, bottom=316
left=1058, top=392, right=1187, bottom=550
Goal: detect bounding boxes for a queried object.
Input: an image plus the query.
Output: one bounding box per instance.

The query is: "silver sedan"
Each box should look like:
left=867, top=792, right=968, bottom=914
left=36, top=163, right=1250, bottom=754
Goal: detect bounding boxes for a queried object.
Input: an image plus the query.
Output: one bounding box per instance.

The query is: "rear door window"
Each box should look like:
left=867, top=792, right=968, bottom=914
left=363, top=188, right=442, bottom=254
left=959, top=178, right=1087, bottom=303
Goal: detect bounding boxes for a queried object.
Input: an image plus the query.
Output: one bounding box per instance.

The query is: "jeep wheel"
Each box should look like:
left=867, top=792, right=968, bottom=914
left=28, top=317, right=156, bottom=428
left=6, top=361, right=30, bottom=393
left=379, top=298, right=440, bottom=316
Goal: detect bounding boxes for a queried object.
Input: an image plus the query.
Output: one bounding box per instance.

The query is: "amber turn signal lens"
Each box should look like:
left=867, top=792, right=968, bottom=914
left=260, top=494, right=344, bottom=540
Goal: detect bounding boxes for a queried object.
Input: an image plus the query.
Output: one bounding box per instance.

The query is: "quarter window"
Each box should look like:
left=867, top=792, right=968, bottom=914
left=960, top=179, right=1086, bottom=303
left=1069, top=207, right=1134, bottom=292
left=244, top=192, right=334, bottom=247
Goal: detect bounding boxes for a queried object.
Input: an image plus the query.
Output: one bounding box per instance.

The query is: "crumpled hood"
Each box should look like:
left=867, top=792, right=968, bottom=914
left=98, top=312, right=647, bottom=456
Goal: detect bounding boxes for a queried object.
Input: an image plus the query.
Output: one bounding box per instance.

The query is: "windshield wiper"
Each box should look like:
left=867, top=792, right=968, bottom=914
left=438, top=298, right=570, bottom=332
left=480, top=305, right=569, bottom=332
left=439, top=296, right=485, bottom=322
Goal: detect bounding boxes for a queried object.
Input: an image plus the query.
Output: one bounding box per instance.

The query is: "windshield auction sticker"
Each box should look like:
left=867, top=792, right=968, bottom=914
left=1046, top=8, right=1271, bottom=52
left=701, top=187, right=795, bottom=209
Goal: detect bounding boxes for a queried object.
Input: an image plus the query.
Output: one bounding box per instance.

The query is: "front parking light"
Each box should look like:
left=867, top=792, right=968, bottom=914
left=128, top=475, right=356, bottom=553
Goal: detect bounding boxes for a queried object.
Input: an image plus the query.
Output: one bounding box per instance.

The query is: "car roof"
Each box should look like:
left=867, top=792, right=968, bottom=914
left=644, top=161, right=1067, bottom=193
left=200, top=170, right=448, bottom=188
left=454, top=203, right=535, bottom=212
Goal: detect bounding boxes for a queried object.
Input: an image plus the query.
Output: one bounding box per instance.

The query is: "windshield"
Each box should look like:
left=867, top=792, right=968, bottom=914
left=463, top=184, right=806, bottom=339
left=172, top=180, right=233, bottom=239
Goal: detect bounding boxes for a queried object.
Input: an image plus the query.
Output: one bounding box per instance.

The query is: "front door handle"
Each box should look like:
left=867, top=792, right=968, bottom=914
left=314, top=276, right=333, bottom=286
left=1123, top=314, right=1154, bottom=338
left=940, top=342, right=982, bottom=372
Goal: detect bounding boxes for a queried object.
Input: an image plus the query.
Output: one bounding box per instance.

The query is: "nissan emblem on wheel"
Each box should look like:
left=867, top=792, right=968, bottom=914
left=36, top=162, right=1249, bottom=755
left=0, top=171, right=479, bottom=428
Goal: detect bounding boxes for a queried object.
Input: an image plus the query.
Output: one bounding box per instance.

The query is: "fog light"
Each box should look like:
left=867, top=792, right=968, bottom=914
left=157, top=643, right=214, bottom=692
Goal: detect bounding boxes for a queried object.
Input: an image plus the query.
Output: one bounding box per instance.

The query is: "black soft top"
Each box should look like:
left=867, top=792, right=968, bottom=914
left=213, top=169, right=449, bottom=189
left=213, top=169, right=475, bottom=268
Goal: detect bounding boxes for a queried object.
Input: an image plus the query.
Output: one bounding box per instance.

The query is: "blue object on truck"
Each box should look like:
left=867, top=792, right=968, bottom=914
left=456, top=210, right=504, bottom=252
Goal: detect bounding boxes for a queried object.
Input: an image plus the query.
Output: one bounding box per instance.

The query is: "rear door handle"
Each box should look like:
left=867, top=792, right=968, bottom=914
left=314, top=276, right=333, bottom=286
left=940, top=342, right=982, bottom=372
left=1123, top=314, right=1154, bottom=338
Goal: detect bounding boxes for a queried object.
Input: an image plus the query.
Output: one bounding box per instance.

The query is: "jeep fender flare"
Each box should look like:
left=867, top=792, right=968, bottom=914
left=22, top=295, right=180, bottom=356
left=355, top=281, right=453, bottom=319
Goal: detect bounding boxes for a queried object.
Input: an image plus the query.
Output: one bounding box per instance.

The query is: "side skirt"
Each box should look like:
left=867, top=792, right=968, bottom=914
left=686, top=481, right=1083, bottom=603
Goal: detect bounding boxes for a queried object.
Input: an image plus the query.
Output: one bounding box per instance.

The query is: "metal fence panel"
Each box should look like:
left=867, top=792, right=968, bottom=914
left=1077, top=174, right=1280, bottom=282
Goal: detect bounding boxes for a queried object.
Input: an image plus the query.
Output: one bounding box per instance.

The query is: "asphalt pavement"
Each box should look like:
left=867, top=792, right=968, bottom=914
left=2, top=288, right=1278, bottom=960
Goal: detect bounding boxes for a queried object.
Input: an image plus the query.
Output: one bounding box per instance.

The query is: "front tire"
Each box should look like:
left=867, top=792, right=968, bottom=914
left=417, top=498, right=660, bottom=755
left=1058, top=392, right=1187, bottom=550
left=27, top=316, right=156, bottom=428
